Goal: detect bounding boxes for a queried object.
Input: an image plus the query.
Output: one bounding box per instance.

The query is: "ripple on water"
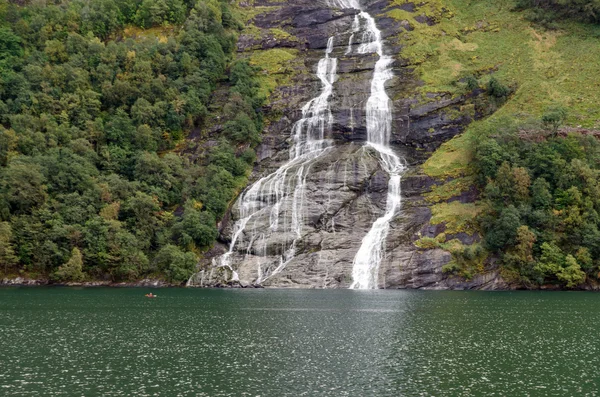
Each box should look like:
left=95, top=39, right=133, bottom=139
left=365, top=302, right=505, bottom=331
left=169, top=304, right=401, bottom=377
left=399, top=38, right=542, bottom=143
left=1, top=289, right=600, bottom=396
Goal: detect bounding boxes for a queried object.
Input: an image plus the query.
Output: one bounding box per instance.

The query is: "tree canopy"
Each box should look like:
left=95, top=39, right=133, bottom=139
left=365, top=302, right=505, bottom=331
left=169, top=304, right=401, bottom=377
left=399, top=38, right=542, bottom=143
left=475, top=119, right=600, bottom=288
left=0, top=0, right=264, bottom=283
left=516, top=0, right=600, bottom=24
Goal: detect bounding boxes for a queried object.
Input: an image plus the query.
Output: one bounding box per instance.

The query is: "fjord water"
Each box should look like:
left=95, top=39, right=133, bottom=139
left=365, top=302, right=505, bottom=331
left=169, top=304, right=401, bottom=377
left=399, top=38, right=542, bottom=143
left=2, top=288, right=600, bottom=396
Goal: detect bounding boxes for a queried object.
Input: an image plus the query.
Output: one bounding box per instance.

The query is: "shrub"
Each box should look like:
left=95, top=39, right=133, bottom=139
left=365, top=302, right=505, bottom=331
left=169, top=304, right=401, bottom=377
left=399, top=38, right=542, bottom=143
left=465, top=75, right=479, bottom=91
left=154, top=244, right=198, bottom=283
left=52, top=248, right=86, bottom=282
left=541, top=105, right=568, bottom=135
left=487, top=77, right=510, bottom=99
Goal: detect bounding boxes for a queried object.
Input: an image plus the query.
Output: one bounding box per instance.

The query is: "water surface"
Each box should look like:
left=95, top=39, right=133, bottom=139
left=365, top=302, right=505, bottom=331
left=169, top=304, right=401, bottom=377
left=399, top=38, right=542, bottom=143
left=1, top=288, right=598, bottom=396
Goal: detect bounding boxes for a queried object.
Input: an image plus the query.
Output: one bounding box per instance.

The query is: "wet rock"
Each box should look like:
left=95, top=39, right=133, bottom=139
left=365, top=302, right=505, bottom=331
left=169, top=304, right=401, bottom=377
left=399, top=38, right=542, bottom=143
left=0, top=277, right=48, bottom=286
left=0, top=277, right=178, bottom=287
left=195, top=0, right=504, bottom=290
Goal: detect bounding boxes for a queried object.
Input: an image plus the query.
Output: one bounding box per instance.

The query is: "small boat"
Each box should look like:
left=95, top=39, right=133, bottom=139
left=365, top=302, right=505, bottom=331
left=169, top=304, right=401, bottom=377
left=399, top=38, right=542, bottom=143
left=145, top=293, right=157, bottom=298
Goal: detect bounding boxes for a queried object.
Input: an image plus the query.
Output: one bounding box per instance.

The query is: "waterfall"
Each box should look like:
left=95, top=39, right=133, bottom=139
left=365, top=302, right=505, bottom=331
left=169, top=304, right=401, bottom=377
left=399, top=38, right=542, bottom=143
left=212, top=36, right=339, bottom=283
left=345, top=15, right=360, bottom=55
left=328, top=0, right=360, bottom=8
left=189, top=0, right=405, bottom=288
left=347, top=8, right=406, bottom=289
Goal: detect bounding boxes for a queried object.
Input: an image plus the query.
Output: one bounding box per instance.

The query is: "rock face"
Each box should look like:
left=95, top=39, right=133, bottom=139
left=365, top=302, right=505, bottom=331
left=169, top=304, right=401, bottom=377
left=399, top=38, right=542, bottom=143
left=190, top=0, right=505, bottom=289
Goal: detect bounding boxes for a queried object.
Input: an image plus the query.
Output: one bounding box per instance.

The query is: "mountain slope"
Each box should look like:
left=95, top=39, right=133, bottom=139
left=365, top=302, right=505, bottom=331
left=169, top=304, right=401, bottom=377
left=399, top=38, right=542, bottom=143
left=195, top=0, right=600, bottom=290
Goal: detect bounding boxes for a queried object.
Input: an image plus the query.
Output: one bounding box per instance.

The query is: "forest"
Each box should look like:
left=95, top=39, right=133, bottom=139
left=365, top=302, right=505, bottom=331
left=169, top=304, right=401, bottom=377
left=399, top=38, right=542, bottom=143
left=0, top=0, right=263, bottom=283
left=3, top=0, right=600, bottom=289
left=474, top=114, right=600, bottom=288
left=516, top=0, right=600, bottom=24
left=465, top=2, right=600, bottom=288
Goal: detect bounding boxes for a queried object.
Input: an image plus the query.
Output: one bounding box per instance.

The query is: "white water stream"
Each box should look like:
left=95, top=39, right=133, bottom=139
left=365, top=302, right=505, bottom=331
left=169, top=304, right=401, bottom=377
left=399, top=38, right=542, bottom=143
left=213, top=35, right=339, bottom=283
left=197, top=0, right=405, bottom=288
left=346, top=5, right=406, bottom=290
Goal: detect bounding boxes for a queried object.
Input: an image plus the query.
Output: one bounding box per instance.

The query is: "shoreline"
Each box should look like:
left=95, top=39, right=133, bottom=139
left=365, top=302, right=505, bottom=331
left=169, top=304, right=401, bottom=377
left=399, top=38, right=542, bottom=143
left=0, top=277, right=263, bottom=289
left=0, top=277, right=178, bottom=288
left=2, top=276, right=600, bottom=291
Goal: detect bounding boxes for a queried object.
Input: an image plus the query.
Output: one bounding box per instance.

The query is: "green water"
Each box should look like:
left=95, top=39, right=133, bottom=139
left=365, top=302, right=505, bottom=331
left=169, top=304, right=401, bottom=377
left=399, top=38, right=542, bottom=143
left=1, top=288, right=599, bottom=396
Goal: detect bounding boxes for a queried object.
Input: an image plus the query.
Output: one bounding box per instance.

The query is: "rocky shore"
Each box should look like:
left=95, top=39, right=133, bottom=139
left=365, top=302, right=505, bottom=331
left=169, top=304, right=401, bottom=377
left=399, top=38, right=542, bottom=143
left=0, top=276, right=271, bottom=288
left=0, top=277, right=176, bottom=288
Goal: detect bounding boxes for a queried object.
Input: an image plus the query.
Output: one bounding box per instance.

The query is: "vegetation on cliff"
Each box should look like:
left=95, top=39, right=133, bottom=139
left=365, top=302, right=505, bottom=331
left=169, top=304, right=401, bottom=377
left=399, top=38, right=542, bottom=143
left=391, top=0, right=600, bottom=287
left=516, top=0, right=600, bottom=25
left=0, top=0, right=264, bottom=283
left=475, top=119, right=600, bottom=287
left=2, top=0, right=599, bottom=289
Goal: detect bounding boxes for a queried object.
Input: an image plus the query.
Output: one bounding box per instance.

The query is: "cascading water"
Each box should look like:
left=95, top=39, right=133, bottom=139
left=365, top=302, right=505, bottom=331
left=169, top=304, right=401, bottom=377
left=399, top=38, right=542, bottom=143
left=189, top=0, right=406, bottom=288
left=329, top=0, right=361, bottom=8
left=212, top=36, right=339, bottom=283
left=346, top=15, right=360, bottom=55
left=346, top=6, right=406, bottom=290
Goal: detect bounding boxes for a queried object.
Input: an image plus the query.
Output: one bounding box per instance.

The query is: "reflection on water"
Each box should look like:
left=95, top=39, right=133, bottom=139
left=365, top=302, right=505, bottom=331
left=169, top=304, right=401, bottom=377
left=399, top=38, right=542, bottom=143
left=1, top=288, right=599, bottom=396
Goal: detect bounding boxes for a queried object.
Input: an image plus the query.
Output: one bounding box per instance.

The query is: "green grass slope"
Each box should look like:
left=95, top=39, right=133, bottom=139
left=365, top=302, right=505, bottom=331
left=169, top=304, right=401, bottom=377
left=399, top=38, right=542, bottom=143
left=387, top=0, right=600, bottom=286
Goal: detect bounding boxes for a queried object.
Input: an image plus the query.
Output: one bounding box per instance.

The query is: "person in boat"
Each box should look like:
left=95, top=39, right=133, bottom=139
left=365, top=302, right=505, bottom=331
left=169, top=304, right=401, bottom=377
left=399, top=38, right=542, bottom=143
left=145, top=293, right=156, bottom=298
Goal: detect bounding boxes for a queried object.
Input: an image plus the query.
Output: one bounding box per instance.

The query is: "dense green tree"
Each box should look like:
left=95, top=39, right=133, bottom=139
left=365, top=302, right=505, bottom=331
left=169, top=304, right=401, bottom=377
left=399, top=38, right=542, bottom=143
left=107, top=227, right=149, bottom=281
left=517, top=0, right=600, bottom=23
left=0, top=222, right=17, bottom=273
left=82, top=216, right=111, bottom=273
left=171, top=202, right=218, bottom=249
left=534, top=243, right=586, bottom=288
left=483, top=205, right=521, bottom=251
left=475, top=126, right=600, bottom=288
left=81, top=0, right=125, bottom=40
left=134, top=0, right=186, bottom=28
left=223, top=113, right=260, bottom=145
left=531, top=178, right=552, bottom=209
left=475, top=138, right=506, bottom=182
left=0, top=0, right=264, bottom=282
left=52, top=247, right=86, bottom=282
left=0, top=26, right=22, bottom=61
left=209, top=140, right=248, bottom=177
left=1, top=163, right=48, bottom=215
left=558, top=255, right=586, bottom=288
left=542, top=105, right=568, bottom=136
left=121, top=192, right=164, bottom=250
left=154, top=244, right=197, bottom=282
